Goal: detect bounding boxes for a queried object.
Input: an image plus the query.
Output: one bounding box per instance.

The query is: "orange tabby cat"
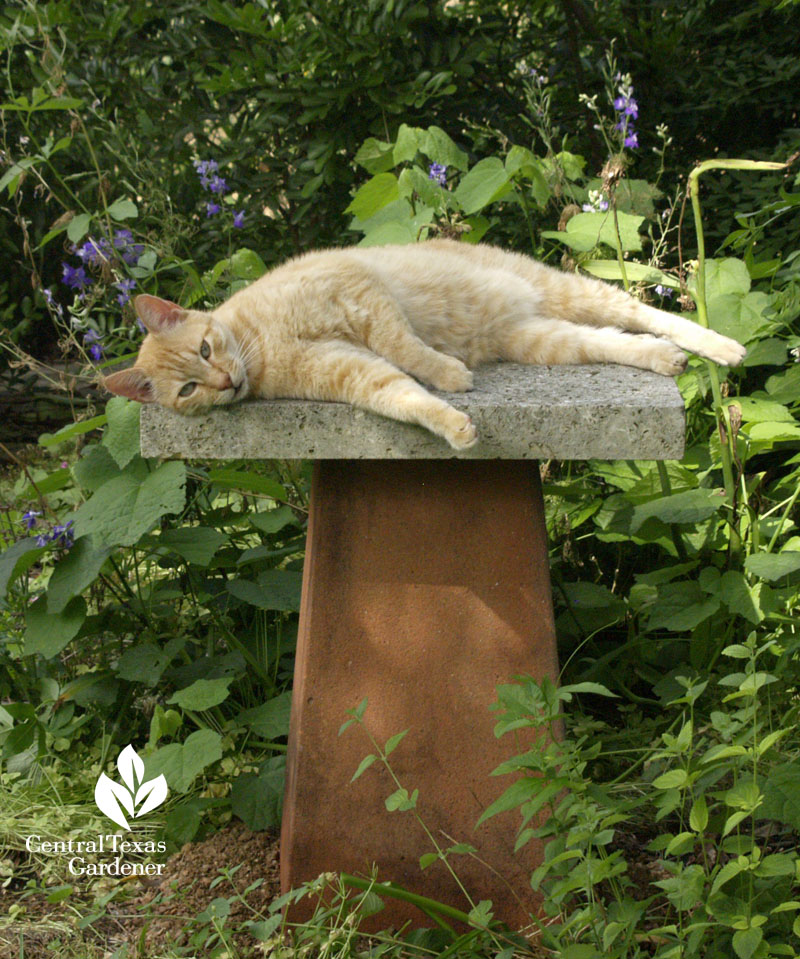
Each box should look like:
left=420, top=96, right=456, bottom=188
left=104, top=239, right=745, bottom=449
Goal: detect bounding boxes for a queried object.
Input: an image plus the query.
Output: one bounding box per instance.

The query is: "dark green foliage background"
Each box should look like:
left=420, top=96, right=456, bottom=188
left=2, top=0, right=800, bottom=952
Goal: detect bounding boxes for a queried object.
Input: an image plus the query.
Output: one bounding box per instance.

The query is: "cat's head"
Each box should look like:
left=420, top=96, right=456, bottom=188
left=103, top=295, right=249, bottom=413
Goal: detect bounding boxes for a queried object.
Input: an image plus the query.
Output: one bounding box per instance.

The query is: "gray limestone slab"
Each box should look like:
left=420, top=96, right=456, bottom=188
left=139, top=363, right=685, bottom=461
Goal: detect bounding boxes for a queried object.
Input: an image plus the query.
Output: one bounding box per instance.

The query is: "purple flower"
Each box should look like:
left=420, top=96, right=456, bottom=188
left=614, top=95, right=639, bottom=119
left=51, top=521, right=75, bottom=548
left=83, top=329, right=104, bottom=362
left=111, top=228, right=144, bottom=266
left=209, top=175, right=228, bottom=195
left=21, top=510, right=41, bottom=530
left=62, top=263, right=92, bottom=290
left=121, top=244, right=144, bottom=267
left=428, top=163, right=447, bottom=186
left=113, top=229, right=133, bottom=247
left=194, top=158, right=219, bottom=177
left=655, top=285, right=674, bottom=298
left=74, top=237, right=110, bottom=266
left=115, top=277, right=137, bottom=306
left=35, top=533, right=50, bottom=547
left=624, top=131, right=639, bottom=149
left=233, top=210, right=245, bottom=229
left=206, top=201, right=221, bottom=217
left=42, top=287, right=64, bottom=318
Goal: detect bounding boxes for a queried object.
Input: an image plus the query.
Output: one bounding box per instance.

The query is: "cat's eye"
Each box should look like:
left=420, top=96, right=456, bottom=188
left=178, top=382, right=197, bottom=398
left=200, top=339, right=211, bottom=359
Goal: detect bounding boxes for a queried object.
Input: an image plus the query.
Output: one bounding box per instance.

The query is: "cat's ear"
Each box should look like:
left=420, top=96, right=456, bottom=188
left=103, top=368, right=156, bottom=403
left=134, top=294, right=187, bottom=334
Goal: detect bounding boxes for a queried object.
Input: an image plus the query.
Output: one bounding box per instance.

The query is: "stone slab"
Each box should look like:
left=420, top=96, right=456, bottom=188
left=282, top=460, right=558, bottom=930
left=140, top=363, right=685, bottom=461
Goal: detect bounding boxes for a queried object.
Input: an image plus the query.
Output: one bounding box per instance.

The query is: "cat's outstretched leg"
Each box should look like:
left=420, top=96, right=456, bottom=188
left=501, top=318, right=688, bottom=376
left=537, top=268, right=746, bottom=366
left=293, top=340, right=477, bottom=449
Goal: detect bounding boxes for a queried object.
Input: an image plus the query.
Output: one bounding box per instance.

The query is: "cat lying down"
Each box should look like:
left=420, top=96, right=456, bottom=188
left=104, top=239, right=745, bottom=450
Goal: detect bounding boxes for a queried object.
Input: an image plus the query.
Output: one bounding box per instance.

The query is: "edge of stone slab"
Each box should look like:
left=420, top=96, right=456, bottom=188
left=140, top=363, right=686, bottom=461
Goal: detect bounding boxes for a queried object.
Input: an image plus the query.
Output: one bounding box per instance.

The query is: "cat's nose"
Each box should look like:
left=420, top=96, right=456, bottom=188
left=218, top=373, right=234, bottom=391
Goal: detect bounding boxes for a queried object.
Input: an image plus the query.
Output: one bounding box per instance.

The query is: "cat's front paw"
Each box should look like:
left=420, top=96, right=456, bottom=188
left=430, top=359, right=474, bottom=393
left=444, top=411, right=478, bottom=450
left=650, top=342, right=689, bottom=377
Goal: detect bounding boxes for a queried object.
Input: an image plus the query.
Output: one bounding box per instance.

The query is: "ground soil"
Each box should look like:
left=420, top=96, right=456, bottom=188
left=0, top=823, right=281, bottom=958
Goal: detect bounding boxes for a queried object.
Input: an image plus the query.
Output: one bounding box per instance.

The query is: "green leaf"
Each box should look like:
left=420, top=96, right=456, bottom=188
left=648, top=582, right=721, bottom=632
left=231, top=756, right=285, bottom=830
left=559, top=682, right=618, bottom=698
left=581, top=259, right=680, bottom=289
left=351, top=753, right=377, bottom=782
left=72, top=461, right=186, bottom=547
left=745, top=552, right=800, bottom=582
left=107, top=198, right=138, bottom=220
left=759, top=761, right=800, bottom=829
left=689, top=794, right=708, bottom=831
left=468, top=900, right=494, bottom=928
left=345, top=173, right=400, bottom=220
left=66, top=213, right=92, bottom=244
left=701, top=258, right=751, bottom=298
left=385, top=787, right=418, bottom=812
left=732, top=926, right=762, bottom=959
left=157, top=527, right=228, bottom=566
left=24, top=596, right=86, bottom=658
left=235, top=691, right=292, bottom=740
left=148, top=700, right=183, bottom=746
left=419, top=852, right=439, bottom=870
left=227, top=569, right=302, bottom=612
left=707, top=291, right=773, bottom=344
left=46, top=537, right=113, bottom=613
left=359, top=220, right=419, bottom=247
left=0, top=539, right=45, bottom=600
left=476, top=777, right=538, bottom=827
left=144, top=728, right=222, bottom=793
left=207, top=468, right=286, bottom=500
left=248, top=506, right=298, bottom=536
left=39, top=414, right=107, bottom=447
left=384, top=729, right=409, bottom=756
left=354, top=137, right=395, bottom=174
left=119, top=639, right=185, bottom=688
left=168, top=678, right=232, bottom=711
left=720, top=571, right=771, bottom=624
left=420, top=126, right=468, bottom=171
left=652, top=769, right=689, bottom=790
left=102, top=397, right=141, bottom=469
left=453, top=158, right=511, bottom=215
left=392, top=124, right=421, bottom=165
left=725, top=396, right=795, bottom=424
left=631, top=488, right=724, bottom=531
left=543, top=211, right=645, bottom=253
left=229, top=247, right=268, bottom=280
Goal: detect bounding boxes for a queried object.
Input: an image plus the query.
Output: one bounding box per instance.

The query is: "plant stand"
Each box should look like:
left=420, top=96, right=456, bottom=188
left=141, top=363, right=685, bottom=930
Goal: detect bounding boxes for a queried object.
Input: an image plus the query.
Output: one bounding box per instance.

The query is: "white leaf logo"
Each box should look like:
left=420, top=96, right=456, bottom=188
left=94, top=744, right=168, bottom=830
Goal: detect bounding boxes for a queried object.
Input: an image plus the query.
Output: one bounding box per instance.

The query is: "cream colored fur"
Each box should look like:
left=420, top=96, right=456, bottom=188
left=104, top=239, right=746, bottom=450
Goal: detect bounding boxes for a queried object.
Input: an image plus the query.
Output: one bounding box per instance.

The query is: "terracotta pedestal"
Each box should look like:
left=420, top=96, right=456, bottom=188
left=281, top=459, right=559, bottom=930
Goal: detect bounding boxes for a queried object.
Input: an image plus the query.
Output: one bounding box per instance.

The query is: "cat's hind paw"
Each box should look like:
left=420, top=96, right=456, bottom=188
left=698, top=332, right=747, bottom=367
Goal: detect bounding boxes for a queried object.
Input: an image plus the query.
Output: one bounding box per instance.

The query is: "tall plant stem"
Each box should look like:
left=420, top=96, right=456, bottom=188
left=687, top=158, right=787, bottom=553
